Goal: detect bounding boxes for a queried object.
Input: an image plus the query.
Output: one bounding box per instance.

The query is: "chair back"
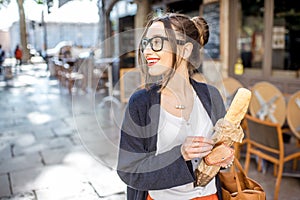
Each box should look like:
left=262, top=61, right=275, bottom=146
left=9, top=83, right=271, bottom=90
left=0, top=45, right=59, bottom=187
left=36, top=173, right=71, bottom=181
left=245, top=114, right=283, bottom=154
left=287, top=91, right=300, bottom=139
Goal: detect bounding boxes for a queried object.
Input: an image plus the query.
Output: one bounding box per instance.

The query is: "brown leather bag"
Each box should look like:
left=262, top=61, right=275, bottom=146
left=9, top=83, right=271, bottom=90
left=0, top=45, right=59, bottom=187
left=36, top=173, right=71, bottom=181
left=219, top=158, right=266, bottom=200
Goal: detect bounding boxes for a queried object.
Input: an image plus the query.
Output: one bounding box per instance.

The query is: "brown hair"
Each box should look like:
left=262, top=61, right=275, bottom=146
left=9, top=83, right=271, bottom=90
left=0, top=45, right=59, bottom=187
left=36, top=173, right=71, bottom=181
left=138, top=12, right=209, bottom=90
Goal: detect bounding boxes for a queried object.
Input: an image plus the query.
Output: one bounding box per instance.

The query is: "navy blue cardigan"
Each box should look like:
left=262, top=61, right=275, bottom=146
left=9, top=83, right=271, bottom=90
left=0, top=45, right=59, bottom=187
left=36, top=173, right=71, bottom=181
left=117, top=79, right=226, bottom=200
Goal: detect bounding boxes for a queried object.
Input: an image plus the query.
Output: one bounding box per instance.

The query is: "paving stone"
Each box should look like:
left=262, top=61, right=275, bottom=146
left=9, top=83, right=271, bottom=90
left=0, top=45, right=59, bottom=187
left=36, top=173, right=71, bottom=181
left=35, top=181, right=100, bottom=200
left=69, top=134, right=83, bottom=145
left=0, top=129, right=30, bottom=141
left=0, top=174, right=11, bottom=197
left=32, top=129, right=55, bottom=139
left=40, top=148, right=69, bottom=165
left=43, top=120, right=69, bottom=130
left=53, top=127, right=76, bottom=136
left=40, top=145, right=85, bottom=165
left=0, top=132, right=18, bottom=144
left=13, top=117, right=31, bottom=127
left=0, top=192, right=35, bottom=200
left=100, top=194, right=125, bottom=200
left=76, top=129, right=108, bottom=144
left=0, top=153, right=43, bottom=174
left=0, top=120, right=15, bottom=129
left=10, top=165, right=86, bottom=194
left=40, top=147, right=126, bottom=197
left=0, top=142, right=12, bottom=161
left=89, top=170, right=126, bottom=198
left=12, top=133, right=36, bottom=147
left=13, top=137, right=74, bottom=156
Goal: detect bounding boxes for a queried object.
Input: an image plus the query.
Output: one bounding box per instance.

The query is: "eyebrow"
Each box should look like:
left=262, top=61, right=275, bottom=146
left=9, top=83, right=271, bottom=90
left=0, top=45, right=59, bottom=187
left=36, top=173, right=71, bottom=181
left=144, top=34, right=167, bottom=38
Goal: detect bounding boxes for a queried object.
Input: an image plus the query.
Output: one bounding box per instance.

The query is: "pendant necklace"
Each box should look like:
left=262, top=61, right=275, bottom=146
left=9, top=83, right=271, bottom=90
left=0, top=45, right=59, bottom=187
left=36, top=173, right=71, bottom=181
left=175, top=105, right=185, bottom=109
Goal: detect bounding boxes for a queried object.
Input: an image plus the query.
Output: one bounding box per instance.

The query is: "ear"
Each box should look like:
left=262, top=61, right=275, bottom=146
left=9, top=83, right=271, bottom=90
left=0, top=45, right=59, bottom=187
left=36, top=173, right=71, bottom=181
left=182, top=42, right=193, bottom=59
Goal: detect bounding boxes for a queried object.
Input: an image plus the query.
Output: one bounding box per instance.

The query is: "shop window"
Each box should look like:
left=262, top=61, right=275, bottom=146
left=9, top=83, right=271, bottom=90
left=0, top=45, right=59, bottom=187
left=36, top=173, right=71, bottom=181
left=272, top=0, right=300, bottom=73
left=237, top=0, right=264, bottom=71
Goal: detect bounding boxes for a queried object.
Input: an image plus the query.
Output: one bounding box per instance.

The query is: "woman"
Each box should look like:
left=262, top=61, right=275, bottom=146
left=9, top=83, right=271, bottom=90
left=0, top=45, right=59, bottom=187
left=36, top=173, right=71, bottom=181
left=117, top=13, right=234, bottom=200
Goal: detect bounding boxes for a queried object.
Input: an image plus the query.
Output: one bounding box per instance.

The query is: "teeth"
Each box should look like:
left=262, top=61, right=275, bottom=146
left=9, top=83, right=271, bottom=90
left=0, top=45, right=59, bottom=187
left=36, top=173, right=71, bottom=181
left=147, top=59, right=159, bottom=64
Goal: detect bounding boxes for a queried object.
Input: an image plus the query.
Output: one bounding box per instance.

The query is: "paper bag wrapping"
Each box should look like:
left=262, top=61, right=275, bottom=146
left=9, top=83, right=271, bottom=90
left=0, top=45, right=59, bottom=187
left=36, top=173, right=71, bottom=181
left=195, top=88, right=251, bottom=186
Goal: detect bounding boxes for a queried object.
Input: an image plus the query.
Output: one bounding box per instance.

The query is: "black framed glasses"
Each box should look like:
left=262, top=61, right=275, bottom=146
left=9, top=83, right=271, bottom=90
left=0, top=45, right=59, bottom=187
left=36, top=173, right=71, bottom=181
left=140, top=36, right=185, bottom=52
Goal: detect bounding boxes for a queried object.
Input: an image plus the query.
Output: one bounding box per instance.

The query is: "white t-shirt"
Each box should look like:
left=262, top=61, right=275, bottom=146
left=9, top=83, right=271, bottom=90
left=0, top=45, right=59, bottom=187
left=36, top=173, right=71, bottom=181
left=148, top=92, right=216, bottom=200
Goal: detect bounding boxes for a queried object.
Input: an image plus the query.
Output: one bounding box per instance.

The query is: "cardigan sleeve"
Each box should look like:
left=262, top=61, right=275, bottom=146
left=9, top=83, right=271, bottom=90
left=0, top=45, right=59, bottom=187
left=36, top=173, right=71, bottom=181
left=117, top=90, right=195, bottom=191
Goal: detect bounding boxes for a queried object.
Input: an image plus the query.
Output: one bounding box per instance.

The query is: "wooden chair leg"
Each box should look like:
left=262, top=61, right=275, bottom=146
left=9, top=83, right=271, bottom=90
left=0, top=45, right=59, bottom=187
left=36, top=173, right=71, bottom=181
left=274, top=163, right=284, bottom=200
left=293, top=158, right=298, bottom=171
left=273, top=164, right=278, bottom=176
left=257, top=157, right=262, bottom=172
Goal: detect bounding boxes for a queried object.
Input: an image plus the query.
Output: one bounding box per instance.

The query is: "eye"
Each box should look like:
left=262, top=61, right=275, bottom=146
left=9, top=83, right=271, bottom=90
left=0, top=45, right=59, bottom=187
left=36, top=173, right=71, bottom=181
left=152, top=38, right=162, bottom=46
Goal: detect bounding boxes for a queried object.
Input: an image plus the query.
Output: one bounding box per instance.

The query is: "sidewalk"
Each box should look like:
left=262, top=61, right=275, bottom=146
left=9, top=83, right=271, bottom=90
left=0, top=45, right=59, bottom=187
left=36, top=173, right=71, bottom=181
left=0, top=63, right=126, bottom=199
left=0, top=63, right=299, bottom=200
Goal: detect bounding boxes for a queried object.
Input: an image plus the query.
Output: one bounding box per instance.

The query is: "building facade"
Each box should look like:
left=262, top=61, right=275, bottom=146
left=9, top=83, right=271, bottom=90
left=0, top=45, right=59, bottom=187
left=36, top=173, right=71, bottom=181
left=3, top=0, right=299, bottom=94
left=103, top=0, right=300, bottom=94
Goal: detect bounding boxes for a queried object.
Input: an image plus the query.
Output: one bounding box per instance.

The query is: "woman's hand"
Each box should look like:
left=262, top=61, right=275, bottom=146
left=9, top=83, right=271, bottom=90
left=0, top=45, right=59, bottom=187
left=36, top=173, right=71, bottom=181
left=204, top=144, right=235, bottom=168
left=181, top=136, right=214, bottom=161
left=213, top=147, right=235, bottom=168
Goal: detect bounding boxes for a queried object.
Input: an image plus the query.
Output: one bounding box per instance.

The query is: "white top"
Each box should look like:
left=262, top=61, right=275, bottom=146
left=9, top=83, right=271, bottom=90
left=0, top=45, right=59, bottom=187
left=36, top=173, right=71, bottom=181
left=148, top=92, right=215, bottom=200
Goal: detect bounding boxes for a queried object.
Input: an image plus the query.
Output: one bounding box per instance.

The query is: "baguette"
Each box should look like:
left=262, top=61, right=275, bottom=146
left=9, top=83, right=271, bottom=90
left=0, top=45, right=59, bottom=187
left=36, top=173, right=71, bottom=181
left=224, top=88, right=252, bottom=126
left=195, top=88, right=251, bottom=186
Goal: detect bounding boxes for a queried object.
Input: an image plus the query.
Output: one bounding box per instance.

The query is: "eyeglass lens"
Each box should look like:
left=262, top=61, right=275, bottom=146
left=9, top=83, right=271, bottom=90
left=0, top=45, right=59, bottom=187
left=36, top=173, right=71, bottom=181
left=141, top=37, right=164, bottom=52
left=141, top=36, right=185, bottom=52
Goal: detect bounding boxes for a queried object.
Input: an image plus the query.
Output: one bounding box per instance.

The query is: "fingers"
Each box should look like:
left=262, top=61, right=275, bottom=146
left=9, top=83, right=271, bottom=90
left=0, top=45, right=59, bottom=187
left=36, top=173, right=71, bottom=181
left=215, top=152, right=235, bottom=168
left=189, top=136, right=214, bottom=145
left=181, top=136, right=214, bottom=161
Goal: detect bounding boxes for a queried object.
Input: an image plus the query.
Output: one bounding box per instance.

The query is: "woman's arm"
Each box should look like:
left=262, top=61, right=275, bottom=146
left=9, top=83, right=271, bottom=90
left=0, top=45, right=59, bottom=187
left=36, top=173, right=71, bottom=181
left=117, top=91, right=195, bottom=191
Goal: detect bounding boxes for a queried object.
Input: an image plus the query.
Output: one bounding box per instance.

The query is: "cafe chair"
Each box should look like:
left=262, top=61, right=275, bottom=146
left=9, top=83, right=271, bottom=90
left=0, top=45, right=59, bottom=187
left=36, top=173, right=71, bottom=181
left=244, top=114, right=300, bottom=200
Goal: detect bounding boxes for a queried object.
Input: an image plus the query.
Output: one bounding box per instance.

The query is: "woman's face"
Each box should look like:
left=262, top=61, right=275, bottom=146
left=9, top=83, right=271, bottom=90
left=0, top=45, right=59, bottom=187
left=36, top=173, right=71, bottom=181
left=142, top=21, right=174, bottom=76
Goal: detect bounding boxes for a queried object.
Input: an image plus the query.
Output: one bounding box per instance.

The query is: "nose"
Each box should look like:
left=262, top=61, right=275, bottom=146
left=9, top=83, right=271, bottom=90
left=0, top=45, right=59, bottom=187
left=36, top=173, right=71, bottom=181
left=143, top=43, right=152, bottom=54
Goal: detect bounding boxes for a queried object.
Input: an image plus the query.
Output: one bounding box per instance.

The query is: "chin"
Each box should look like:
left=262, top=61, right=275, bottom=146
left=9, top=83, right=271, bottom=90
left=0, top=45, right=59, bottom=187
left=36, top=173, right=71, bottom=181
left=148, top=65, right=169, bottom=76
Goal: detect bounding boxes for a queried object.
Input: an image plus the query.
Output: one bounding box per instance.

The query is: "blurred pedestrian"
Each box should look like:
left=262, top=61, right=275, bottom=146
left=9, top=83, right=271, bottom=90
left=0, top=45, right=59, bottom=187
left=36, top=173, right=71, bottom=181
left=14, top=44, right=23, bottom=68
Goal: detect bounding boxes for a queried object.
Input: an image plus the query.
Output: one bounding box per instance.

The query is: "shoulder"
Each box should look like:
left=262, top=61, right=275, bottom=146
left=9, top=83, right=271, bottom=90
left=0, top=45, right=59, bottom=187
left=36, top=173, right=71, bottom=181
left=128, top=88, right=150, bottom=107
left=191, top=79, right=221, bottom=98
left=128, top=84, right=160, bottom=107
left=191, top=79, right=225, bottom=121
left=124, top=85, right=160, bottom=127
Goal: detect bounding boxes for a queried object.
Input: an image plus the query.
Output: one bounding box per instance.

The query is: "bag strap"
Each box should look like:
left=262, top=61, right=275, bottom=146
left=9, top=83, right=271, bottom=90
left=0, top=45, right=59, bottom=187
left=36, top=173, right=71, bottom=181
left=232, top=157, right=246, bottom=193
left=233, top=157, right=247, bottom=175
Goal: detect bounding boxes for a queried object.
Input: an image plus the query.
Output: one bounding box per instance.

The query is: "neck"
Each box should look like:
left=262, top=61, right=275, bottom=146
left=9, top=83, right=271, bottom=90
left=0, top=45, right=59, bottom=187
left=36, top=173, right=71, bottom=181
left=164, top=64, right=191, bottom=96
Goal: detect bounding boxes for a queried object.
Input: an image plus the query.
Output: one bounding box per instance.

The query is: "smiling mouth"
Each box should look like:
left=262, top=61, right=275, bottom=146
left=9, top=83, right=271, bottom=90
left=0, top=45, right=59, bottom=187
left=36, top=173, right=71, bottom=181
left=147, top=58, right=160, bottom=67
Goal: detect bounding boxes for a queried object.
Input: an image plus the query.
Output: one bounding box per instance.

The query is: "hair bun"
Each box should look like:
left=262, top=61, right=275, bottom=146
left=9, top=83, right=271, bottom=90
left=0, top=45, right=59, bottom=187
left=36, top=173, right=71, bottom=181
left=191, top=16, right=209, bottom=46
